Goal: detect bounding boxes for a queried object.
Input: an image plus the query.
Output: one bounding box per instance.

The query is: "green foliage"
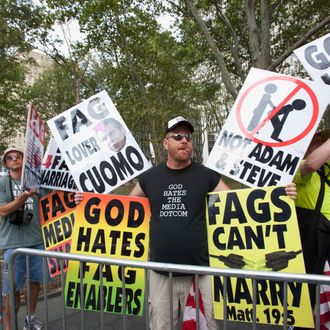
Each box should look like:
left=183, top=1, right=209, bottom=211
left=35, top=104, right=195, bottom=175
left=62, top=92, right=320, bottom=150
left=0, top=0, right=44, bottom=140
left=26, top=62, right=77, bottom=121
left=175, top=0, right=330, bottom=84
left=19, top=0, right=330, bottom=162
left=37, top=1, right=212, bottom=161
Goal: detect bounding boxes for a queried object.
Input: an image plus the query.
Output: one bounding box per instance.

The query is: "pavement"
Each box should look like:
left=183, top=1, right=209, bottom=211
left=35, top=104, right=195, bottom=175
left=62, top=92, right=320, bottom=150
left=14, top=293, right=287, bottom=330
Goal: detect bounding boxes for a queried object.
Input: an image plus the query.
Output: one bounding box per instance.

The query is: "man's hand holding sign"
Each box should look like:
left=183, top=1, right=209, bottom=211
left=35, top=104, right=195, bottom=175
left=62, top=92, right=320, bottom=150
left=45, top=71, right=314, bottom=329
left=44, top=91, right=152, bottom=317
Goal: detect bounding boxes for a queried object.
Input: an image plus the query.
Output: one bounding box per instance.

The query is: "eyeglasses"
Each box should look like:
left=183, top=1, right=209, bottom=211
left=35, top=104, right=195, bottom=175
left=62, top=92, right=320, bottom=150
left=166, top=133, right=192, bottom=142
left=5, top=154, right=22, bottom=161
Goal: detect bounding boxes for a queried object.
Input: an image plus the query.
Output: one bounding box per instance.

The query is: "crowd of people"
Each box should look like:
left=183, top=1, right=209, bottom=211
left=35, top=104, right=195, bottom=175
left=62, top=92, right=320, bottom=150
left=0, top=116, right=329, bottom=330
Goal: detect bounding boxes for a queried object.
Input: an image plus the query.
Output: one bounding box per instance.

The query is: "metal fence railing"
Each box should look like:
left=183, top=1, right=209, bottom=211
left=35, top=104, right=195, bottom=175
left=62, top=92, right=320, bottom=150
left=5, top=248, right=330, bottom=330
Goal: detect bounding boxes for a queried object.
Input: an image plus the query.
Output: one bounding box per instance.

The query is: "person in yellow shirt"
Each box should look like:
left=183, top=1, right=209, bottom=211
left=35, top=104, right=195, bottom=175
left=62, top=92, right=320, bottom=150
left=294, top=129, right=330, bottom=330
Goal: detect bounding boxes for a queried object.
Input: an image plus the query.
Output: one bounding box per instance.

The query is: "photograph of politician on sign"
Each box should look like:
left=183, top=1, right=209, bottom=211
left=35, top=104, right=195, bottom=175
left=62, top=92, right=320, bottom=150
left=47, top=91, right=151, bottom=193
left=205, top=67, right=330, bottom=188
left=94, top=117, right=127, bottom=153
left=65, top=193, right=150, bottom=316
left=21, top=103, right=45, bottom=193
left=41, top=137, right=77, bottom=192
left=206, top=186, right=314, bottom=328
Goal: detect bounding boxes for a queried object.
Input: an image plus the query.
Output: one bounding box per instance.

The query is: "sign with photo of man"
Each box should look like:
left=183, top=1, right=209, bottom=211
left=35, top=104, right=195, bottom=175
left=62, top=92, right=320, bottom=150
left=47, top=91, right=151, bottom=193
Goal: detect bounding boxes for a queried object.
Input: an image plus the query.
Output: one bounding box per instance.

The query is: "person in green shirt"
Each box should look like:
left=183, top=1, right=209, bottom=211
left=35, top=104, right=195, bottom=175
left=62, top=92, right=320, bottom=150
left=0, top=147, right=46, bottom=330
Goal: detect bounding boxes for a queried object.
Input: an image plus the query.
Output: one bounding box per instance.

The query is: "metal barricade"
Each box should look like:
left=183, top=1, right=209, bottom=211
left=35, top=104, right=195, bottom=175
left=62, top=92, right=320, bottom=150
left=6, top=248, right=330, bottom=330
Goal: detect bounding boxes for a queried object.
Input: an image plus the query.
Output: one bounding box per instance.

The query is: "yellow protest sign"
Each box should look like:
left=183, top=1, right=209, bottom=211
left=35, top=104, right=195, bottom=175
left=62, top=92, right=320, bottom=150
left=65, top=193, right=150, bottom=316
left=206, top=186, right=313, bottom=328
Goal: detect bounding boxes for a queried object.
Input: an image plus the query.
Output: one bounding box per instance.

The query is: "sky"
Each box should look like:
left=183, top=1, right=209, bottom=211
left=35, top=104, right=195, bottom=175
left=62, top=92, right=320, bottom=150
left=50, top=12, right=175, bottom=56
left=52, top=20, right=82, bottom=56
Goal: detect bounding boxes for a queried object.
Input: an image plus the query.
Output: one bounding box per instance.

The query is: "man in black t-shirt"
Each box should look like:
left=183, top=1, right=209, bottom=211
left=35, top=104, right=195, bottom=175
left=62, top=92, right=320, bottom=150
left=130, top=116, right=225, bottom=329
left=74, top=115, right=297, bottom=329
left=130, top=116, right=297, bottom=330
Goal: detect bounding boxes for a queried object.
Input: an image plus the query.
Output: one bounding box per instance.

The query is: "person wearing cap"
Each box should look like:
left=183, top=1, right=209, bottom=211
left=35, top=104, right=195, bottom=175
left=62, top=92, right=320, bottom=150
left=0, top=147, right=46, bottom=330
left=129, top=116, right=297, bottom=330
left=293, top=129, right=330, bottom=330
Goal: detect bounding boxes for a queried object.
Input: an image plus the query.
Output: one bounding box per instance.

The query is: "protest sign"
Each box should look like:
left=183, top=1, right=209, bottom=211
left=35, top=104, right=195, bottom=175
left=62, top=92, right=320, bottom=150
left=47, top=91, right=151, bottom=193
left=294, top=33, right=330, bottom=86
left=41, top=136, right=77, bottom=192
left=21, top=103, right=45, bottom=192
left=65, top=193, right=150, bottom=315
left=205, top=67, right=330, bottom=187
left=206, top=186, right=313, bottom=328
left=39, top=191, right=76, bottom=277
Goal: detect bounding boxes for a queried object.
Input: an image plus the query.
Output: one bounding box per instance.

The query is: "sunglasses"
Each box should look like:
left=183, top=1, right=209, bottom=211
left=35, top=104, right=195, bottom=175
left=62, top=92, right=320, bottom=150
left=167, top=133, right=192, bottom=142
left=5, top=154, right=22, bottom=161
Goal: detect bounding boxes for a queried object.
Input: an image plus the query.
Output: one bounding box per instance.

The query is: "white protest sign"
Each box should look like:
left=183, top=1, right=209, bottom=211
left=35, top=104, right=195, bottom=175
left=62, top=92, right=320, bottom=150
left=21, top=103, right=45, bottom=192
left=294, top=33, right=330, bottom=86
left=47, top=90, right=151, bottom=193
left=41, top=137, right=77, bottom=192
left=205, top=67, right=330, bottom=187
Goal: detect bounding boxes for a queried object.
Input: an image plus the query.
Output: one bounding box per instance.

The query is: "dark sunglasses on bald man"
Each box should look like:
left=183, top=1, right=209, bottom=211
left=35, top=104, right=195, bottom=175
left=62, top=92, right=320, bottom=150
left=166, top=133, right=192, bottom=142
left=6, top=153, right=22, bottom=161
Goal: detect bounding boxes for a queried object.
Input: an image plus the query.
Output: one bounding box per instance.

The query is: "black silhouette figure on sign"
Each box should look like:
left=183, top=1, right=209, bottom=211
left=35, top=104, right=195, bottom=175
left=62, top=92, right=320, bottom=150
left=247, top=83, right=277, bottom=132
left=270, top=99, right=306, bottom=142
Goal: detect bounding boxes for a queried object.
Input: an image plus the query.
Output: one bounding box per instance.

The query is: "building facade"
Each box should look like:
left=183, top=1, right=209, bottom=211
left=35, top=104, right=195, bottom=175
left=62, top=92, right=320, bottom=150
left=3, top=50, right=52, bottom=151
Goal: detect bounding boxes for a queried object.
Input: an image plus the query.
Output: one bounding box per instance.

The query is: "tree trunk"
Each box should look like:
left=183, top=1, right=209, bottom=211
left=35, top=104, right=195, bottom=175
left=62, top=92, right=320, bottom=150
left=186, top=0, right=237, bottom=100
left=260, top=0, right=271, bottom=69
left=245, top=0, right=261, bottom=67
left=75, top=77, right=80, bottom=104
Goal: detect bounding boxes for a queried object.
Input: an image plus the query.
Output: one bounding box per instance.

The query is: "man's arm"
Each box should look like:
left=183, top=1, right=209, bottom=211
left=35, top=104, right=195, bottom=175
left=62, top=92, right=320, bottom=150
left=301, top=138, right=330, bottom=176
left=212, top=178, right=230, bottom=192
left=129, top=182, right=146, bottom=197
left=0, top=190, right=37, bottom=217
left=73, top=181, right=147, bottom=205
left=213, top=177, right=297, bottom=199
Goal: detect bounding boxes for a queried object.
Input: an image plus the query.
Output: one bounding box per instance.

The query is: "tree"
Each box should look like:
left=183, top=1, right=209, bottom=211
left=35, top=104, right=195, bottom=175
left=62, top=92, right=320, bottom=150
left=28, top=0, right=330, bottom=162
left=26, top=62, right=78, bottom=122
left=175, top=0, right=330, bottom=96
left=37, top=0, right=220, bottom=162
left=163, top=0, right=330, bottom=136
left=0, top=0, right=45, bottom=149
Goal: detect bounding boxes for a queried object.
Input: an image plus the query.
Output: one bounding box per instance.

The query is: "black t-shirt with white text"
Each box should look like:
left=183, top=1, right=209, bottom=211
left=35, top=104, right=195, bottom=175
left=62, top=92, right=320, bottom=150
left=139, top=162, right=220, bottom=269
